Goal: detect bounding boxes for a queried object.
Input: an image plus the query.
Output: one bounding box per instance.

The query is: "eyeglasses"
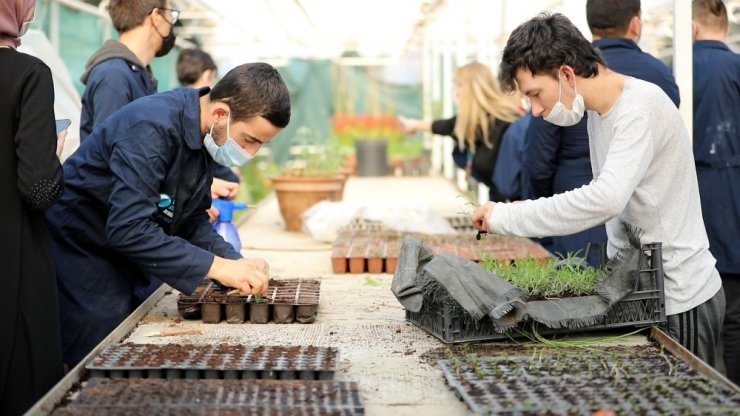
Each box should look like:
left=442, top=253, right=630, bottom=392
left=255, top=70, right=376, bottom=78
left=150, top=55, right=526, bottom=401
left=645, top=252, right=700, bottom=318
left=155, top=8, right=180, bottom=25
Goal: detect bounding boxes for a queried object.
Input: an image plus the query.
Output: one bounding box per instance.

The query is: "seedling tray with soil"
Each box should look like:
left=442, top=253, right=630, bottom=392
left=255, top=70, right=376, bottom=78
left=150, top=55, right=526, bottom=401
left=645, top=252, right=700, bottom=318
left=331, top=230, right=549, bottom=274
left=87, top=343, right=339, bottom=380
left=406, top=243, right=665, bottom=343
left=438, top=342, right=740, bottom=414
left=177, top=278, right=320, bottom=324
left=51, top=378, right=363, bottom=415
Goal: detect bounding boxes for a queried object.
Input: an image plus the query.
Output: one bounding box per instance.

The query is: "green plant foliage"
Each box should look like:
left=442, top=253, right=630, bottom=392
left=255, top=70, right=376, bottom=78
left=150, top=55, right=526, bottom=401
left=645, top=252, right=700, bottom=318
left=297, top=145, right=344, bottom=177
left=238, top=155, right=281, bottom=204
left=363, top=276, right=383, bottom=287
left=512, top=326, right=649, bottom=351
left=388, top=137, right=424, bottom=161
left=479, top=254, right=604, bottom=298
left=456, top=191, right=480, bottom=216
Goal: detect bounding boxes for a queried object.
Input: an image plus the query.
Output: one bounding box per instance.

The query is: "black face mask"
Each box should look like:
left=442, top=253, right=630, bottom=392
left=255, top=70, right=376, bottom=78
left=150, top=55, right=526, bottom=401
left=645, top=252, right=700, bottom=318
left=156, top=30, right=176, bottom=57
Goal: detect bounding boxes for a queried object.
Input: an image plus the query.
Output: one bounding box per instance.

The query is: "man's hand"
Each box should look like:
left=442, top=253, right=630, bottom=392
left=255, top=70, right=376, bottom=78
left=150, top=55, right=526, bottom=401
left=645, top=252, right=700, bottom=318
left=211, top=178, right=239, bottom=200
left=208, top=257, right=269, bottom=295
left=471, top=201, right=496, bottom=233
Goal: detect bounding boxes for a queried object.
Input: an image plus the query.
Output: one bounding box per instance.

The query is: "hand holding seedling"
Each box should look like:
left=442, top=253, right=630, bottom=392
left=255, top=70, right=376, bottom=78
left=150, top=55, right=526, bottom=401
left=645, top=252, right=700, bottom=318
left=471, top=201, right=496, bottom=233
left=208, top=257, right=269, bottom=295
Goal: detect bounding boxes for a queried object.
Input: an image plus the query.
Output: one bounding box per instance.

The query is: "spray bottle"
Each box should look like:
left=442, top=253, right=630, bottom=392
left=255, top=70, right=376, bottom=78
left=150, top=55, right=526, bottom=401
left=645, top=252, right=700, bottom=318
left=212, top=199, right=247, bottom=252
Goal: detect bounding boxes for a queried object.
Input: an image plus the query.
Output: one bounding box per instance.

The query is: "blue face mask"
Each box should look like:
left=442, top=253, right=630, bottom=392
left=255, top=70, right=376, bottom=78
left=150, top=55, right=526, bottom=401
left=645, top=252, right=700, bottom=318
left=203, top=113, right=253, bottom=167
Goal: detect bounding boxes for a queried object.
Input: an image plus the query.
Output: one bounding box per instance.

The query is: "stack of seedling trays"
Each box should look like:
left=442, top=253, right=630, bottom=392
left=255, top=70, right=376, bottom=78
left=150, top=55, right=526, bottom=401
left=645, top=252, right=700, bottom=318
left=177, top=278, right=320, bottom=324
left=406, top=243, right=666, bottom=343
left=331, top=230, right=550, bottom=274
left=51, top=344, right=364, bottom=415
left=438, top=343, right=740, bottom=414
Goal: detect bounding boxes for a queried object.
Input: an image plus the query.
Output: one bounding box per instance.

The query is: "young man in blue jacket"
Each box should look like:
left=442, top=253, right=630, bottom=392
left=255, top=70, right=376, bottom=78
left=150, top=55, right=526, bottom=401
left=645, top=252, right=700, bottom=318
left=692, top=0, right=740, bottom=383
left=79, top=0, right=178, bottom=141
left=47, top=63, right=290, bottom=367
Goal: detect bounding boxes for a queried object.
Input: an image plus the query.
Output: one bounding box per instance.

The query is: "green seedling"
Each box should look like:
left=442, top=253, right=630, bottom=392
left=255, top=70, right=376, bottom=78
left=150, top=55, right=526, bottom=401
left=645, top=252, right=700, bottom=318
left=363, top=276, right=382, bottom=287
left=480, top=253, right=604, bottom=298
left=456, top=191, right=480, bottom=216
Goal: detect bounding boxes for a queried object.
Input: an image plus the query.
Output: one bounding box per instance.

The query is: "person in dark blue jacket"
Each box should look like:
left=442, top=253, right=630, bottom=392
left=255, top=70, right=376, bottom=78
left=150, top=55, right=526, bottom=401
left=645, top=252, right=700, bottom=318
left=692, top=0, right=740, bottom=383
left=79, top=0, right=179, bottom=142
left=46, top=63, right=291, bottom=367
left=523, top=0, right=680, bottom=266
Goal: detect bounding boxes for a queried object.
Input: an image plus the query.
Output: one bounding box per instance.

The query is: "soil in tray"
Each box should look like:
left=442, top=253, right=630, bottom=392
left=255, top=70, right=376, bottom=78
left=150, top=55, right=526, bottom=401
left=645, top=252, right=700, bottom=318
left=90, top=344, right=340, bottom=374
left=439, top=343, right=740, bottom=415
left=249, top=301, right=270, bottom=324
left=53, top=378, right=362, bottom=415
left=178, top=278, right=321, bottom=324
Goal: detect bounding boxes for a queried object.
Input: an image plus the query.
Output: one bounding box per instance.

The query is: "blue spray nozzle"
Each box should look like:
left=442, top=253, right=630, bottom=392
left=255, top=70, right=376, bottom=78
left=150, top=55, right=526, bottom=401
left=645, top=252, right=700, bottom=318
left=212, top=198, right=247, bottom=222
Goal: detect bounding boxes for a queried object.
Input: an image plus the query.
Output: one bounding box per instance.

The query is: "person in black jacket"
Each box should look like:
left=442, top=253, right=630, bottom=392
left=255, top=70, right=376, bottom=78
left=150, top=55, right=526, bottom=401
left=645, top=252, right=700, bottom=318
left=399, top=61, right=521, bottom=201
left=0, top=0, right=66, bottom=413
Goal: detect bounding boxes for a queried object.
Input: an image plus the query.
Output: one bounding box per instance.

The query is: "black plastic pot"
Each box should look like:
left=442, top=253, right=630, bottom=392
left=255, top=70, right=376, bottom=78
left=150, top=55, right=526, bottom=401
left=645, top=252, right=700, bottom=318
left=355, top=138, right=388, bottom=177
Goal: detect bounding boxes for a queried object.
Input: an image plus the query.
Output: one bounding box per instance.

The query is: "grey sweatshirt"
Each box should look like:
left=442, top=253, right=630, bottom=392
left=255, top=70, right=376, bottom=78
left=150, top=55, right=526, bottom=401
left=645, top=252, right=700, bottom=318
left=488, top=78, right=721, bottom=315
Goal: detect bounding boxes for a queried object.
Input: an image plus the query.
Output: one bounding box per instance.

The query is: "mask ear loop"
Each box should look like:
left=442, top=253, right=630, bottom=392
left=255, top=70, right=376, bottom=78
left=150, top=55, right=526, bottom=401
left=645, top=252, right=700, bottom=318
left=557, top=70, right=563, bottom=102
left=560, top=67, right=578, bottom=102
left=226, top=112, right=231, bottom=140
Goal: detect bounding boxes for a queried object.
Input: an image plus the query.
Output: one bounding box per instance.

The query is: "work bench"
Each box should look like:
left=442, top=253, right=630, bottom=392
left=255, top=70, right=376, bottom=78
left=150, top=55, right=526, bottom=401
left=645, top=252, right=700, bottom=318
left=27, top=176, right=735, bottom=415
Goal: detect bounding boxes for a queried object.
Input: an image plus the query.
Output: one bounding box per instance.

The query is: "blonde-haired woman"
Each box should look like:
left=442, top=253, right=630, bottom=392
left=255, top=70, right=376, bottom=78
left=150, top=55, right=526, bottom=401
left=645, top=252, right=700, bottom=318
left=399, top=61, right=521, bottom=201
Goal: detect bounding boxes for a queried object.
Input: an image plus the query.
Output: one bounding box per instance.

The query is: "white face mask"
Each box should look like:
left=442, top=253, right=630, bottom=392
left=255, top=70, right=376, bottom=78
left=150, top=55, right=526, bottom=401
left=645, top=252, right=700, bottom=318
left=203, top=113, right=254, bottom=167
left=543, top=72, right=585, bottom=127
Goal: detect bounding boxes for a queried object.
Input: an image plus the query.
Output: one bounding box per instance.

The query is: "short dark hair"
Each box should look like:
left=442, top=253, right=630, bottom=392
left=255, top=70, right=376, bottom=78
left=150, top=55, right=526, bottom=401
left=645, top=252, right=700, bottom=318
left=693, top=0, right=729, bottom=32
left=177, top=49, right=217, bottom=86
left=499, top=13, right=606, bottom=93
left=107, top=0, right=166, bottom=33
left=587, top=0, right=641, bottom=38
left=210, top=63, right=291, bottom=128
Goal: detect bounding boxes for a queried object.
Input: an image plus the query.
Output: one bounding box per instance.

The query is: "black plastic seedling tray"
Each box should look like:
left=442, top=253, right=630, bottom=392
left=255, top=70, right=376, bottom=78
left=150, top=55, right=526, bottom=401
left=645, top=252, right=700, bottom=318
left=87, top=344, right=339, bottom=380
left=407, top=243, right=666, bottom=343
left=51, top=378, right=364, bottom=415
left=178, top=278, right=320, bottom=324
left=438, top=346, right=740, bottom=414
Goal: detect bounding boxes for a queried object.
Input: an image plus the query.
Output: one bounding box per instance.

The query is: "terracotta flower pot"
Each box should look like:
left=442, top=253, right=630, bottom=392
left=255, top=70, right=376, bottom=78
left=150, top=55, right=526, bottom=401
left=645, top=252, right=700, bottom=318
left=270, top=175, right=345, bottom=232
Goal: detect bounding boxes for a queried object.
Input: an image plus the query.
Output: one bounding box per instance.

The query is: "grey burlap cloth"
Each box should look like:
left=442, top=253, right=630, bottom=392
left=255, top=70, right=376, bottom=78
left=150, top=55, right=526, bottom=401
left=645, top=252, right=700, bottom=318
left=391, top=230, right=643, bottom=332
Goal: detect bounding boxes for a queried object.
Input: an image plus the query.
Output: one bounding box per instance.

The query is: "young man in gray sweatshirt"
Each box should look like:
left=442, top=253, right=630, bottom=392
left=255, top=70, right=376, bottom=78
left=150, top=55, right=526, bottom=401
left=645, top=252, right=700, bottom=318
left=472, top=13, right=724, bottom=365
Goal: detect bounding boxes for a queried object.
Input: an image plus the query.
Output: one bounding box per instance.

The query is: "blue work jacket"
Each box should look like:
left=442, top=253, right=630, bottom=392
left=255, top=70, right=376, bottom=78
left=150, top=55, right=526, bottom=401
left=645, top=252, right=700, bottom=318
left=47, top=88, right=240, bottom=365
left=594, top=38, right=680, bottom=107
left=493, top=112, right=534, bottom=201
left=693, top=40, right=740, bottom=274
left=524, top=114, right=607, bottom=264
left=79, top=58, right=156, bottom=141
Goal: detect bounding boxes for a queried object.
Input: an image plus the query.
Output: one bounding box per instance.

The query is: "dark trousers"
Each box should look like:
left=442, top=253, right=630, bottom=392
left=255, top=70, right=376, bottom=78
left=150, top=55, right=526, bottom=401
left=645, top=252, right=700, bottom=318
left=663, top=286, right=725, bottom=367
left=721, top=275, right=740, bottom=384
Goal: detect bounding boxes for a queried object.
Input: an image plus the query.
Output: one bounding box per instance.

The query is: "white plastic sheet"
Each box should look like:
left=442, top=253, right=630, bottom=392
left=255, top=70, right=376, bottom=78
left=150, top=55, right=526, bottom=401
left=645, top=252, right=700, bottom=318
left=301, top=200, right=457, bottom=242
